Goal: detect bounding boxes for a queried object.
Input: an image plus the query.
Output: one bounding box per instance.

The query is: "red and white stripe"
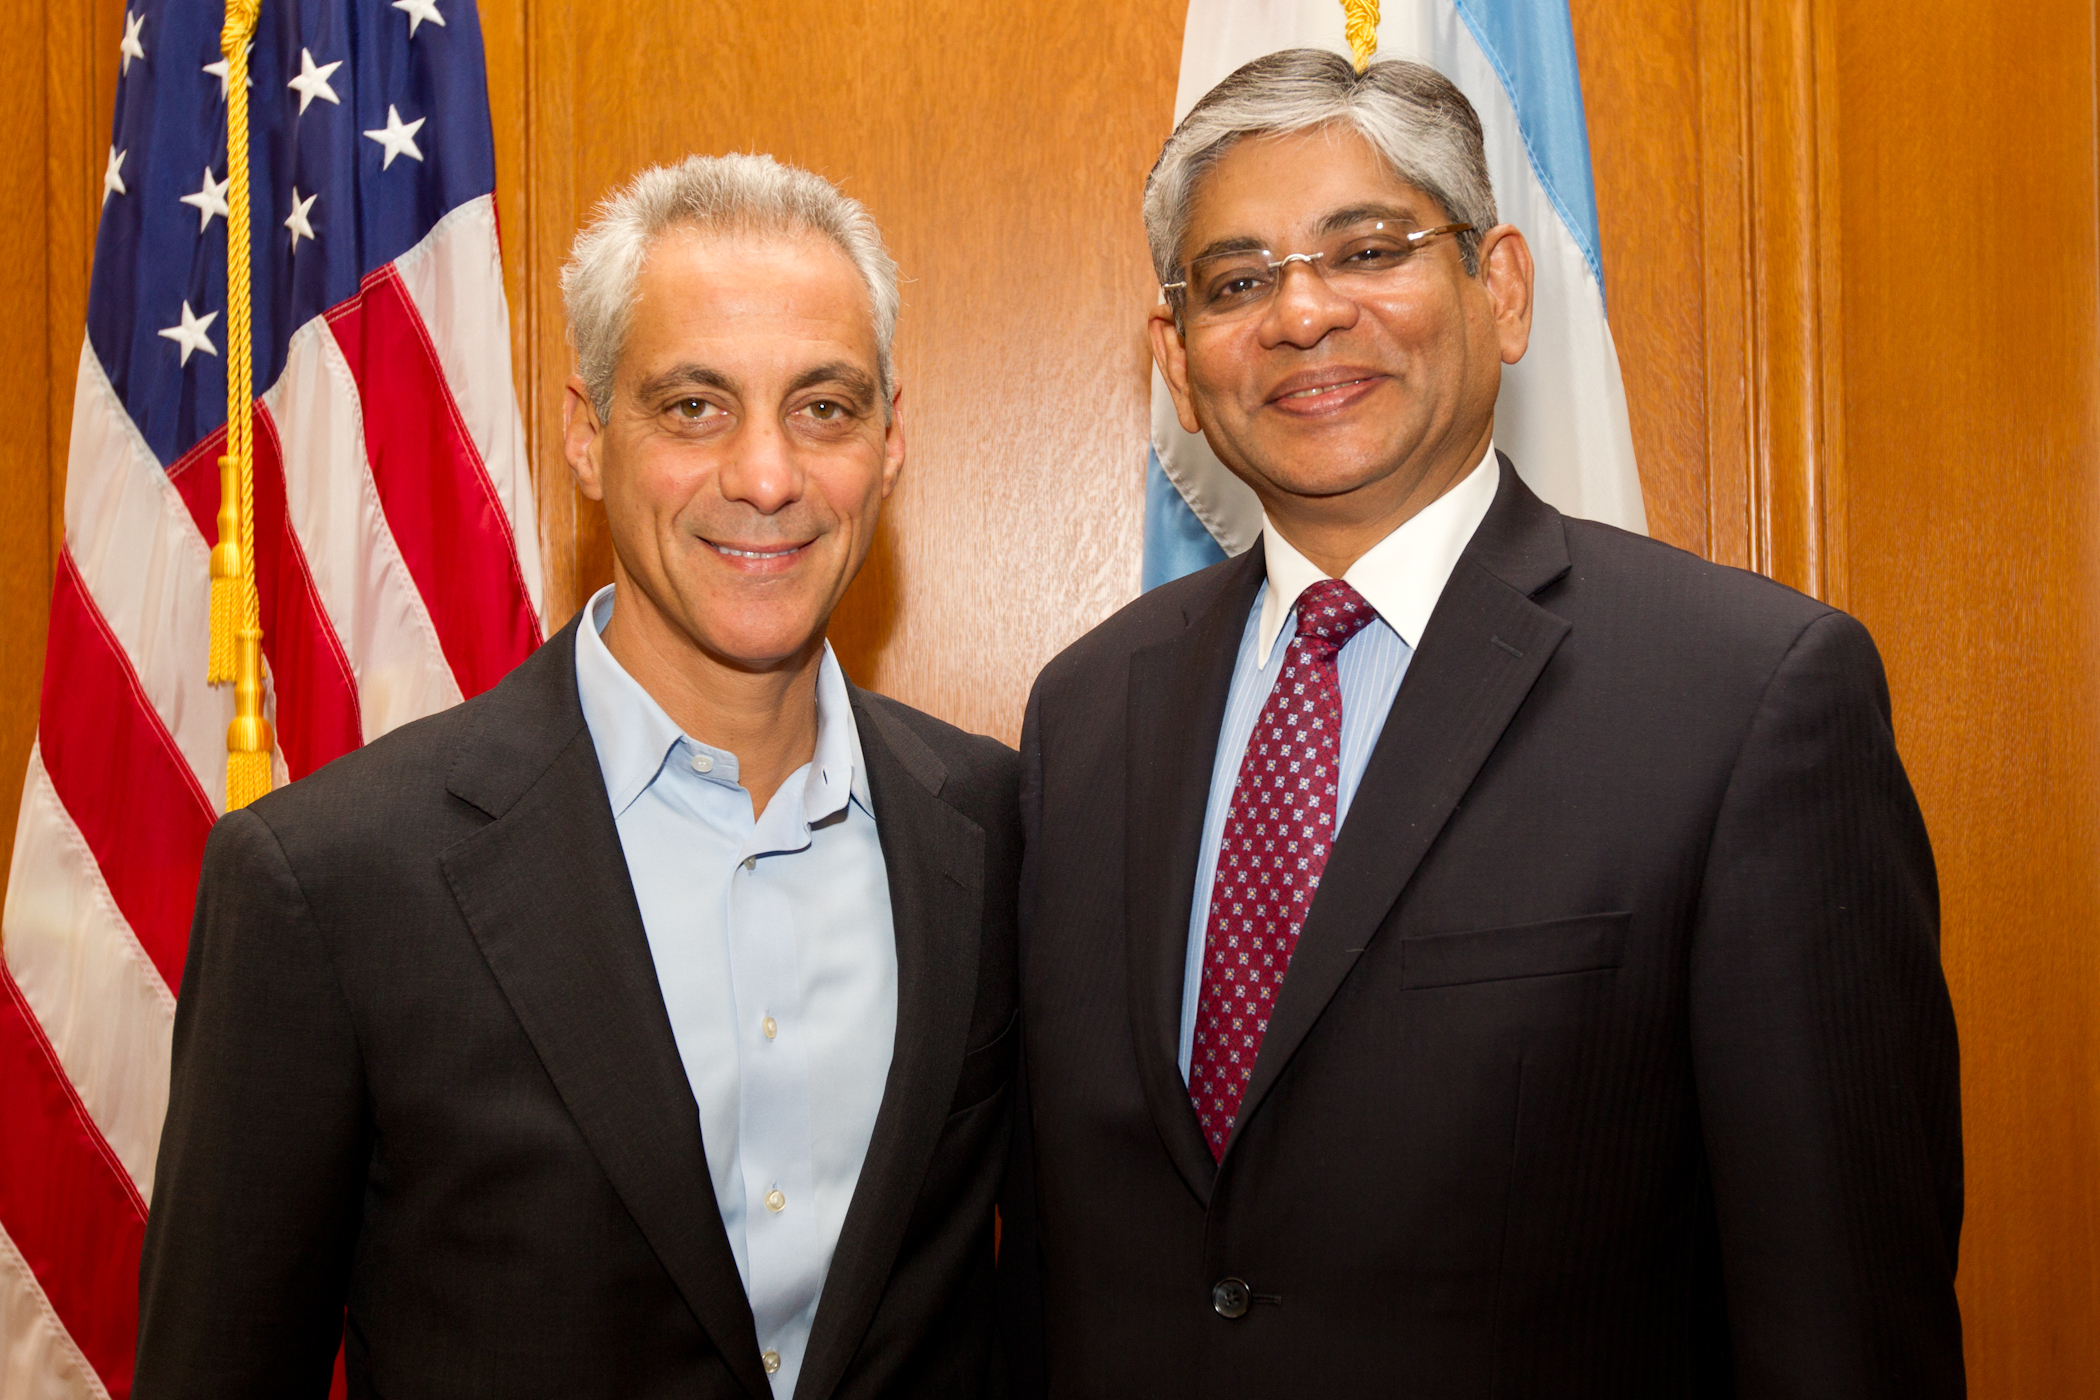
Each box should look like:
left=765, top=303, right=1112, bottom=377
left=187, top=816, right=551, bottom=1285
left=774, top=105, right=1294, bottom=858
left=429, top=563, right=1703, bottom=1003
left=0, top=193, right=544, bottom=1398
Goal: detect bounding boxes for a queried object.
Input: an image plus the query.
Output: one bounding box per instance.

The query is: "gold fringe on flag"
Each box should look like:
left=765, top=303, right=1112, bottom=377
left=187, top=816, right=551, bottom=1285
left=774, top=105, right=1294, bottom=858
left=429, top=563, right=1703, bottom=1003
left=1342, top=0, right=1380, bottom=72
left=214, top=0, right=273, bottom=810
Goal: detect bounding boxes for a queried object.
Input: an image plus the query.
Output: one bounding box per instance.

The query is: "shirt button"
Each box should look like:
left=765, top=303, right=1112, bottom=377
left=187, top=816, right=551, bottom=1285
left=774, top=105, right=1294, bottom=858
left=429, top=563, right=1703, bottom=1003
left=765, top=1189, right=786, bottom=1213
left=743, top=856, right=757, bottom=871
left=689, top=753, right=714, bottom=774
left=762, top=1016, right=777, bottom=1040
left=762, top=1350, right=780, bottom=1374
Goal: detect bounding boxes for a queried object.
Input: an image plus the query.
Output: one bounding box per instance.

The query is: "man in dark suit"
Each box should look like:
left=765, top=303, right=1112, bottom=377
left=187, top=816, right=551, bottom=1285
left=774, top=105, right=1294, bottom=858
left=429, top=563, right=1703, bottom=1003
left=1012, top=51, right=1963, bottom=1396
left=137, top=153, right=1020, bottom=1399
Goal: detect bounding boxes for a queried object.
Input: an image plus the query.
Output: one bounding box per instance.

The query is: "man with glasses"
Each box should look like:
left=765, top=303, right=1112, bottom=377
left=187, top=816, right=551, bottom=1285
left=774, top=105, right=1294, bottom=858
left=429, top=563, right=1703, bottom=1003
left=1008, top=50, right=1962, bottom=1395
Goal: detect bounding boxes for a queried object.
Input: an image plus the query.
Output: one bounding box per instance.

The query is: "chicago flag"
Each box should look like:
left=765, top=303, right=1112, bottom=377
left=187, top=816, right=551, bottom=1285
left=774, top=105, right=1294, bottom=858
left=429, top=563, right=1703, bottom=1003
left=0, top=0, right=543, bottom=1392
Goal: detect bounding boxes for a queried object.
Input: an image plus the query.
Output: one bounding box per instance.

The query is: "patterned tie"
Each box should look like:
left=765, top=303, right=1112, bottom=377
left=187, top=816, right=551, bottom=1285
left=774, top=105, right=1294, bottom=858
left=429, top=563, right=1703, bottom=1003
left=1189, top=578, right=1376, bottom=1160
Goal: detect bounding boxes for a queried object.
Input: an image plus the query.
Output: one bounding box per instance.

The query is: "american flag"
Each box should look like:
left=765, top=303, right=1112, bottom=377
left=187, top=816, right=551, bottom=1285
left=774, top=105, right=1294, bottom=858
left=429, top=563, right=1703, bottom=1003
left=0, top=0, right=543, bottom=1392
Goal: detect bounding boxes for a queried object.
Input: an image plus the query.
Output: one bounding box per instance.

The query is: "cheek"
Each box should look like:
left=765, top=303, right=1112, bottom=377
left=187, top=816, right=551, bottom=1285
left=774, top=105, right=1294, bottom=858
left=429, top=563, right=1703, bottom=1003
left=614, top=444, right=714, bottom=528
left=1183, top=339, right=1259, bottom=402
left=1369, top=295, right=1460, bottom=358
left=808, top=452, right=890, bottom=534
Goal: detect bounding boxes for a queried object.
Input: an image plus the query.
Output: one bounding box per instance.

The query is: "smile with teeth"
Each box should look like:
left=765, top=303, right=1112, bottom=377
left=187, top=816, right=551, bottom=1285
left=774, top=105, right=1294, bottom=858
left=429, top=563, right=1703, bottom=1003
left=1281, top=377, right=1373, bottom=400
left=709, top=542, right=804, bottom=559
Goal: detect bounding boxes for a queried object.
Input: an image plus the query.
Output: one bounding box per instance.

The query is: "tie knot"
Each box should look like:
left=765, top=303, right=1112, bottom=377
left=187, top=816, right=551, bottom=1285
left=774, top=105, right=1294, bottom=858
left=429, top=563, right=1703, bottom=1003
left=1293, top=578, right=1375, bottom=648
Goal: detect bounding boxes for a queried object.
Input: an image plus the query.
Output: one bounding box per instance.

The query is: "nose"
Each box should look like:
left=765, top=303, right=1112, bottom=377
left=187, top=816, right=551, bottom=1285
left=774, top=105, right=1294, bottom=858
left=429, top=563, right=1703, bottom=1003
left=1258, top=257, right=1358, bottom=349
left=717, top=414, right=805, bottom=515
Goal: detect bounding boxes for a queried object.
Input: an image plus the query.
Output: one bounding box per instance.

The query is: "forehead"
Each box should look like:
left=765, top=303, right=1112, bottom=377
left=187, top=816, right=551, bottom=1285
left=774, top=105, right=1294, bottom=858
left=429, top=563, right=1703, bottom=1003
left=622, top=226, right=879, bottom=373
left=1182, top=126, right=1443, bottom=252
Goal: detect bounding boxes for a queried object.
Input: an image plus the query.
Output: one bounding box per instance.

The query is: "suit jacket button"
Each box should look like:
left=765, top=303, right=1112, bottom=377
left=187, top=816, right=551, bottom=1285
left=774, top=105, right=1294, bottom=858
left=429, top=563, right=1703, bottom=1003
left=1212, top=1277, right=1251, bottom=1319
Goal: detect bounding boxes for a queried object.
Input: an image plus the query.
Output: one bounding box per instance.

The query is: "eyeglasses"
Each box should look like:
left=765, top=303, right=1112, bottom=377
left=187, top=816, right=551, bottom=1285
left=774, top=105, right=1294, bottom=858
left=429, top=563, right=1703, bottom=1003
left=1163, top=221, right=1474, bottom=325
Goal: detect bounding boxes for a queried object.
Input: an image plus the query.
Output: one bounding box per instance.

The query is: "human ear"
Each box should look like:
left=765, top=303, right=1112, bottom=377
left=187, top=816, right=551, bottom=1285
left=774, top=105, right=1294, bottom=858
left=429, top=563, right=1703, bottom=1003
left=1148, top=303, right=1204, bottom=436
left=563, top=374, right=607, bottom=502
left=879, top=386, right=907, bottom=500
left=1476, top=225, right=1535, bottom=366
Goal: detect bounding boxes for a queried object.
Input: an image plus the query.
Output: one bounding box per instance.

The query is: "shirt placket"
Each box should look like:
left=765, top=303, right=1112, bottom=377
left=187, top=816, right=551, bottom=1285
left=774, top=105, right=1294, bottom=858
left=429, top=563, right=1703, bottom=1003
left=727, top=804, right=823, bottom=1387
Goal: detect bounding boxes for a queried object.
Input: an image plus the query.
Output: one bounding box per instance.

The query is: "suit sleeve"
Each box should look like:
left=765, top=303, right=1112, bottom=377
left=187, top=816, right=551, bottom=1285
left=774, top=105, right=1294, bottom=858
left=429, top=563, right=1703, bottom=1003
left=1690, top=609, right=1964, bottom=1395
left=135, top=807, right=367, bottom=1398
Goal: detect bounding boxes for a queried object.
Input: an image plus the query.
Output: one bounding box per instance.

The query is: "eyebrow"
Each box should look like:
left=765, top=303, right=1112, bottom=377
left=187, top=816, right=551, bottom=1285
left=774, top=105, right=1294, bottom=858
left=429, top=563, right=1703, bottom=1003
left=631, top=363, right=736, bottom=403
left=1184, top=234, right=1269, bottom=265
left=786, top=361, right=878, bottom=405
left=1314, top=202, right=1427, bottom=236
left=1183, top=202, right=1433, bottom=265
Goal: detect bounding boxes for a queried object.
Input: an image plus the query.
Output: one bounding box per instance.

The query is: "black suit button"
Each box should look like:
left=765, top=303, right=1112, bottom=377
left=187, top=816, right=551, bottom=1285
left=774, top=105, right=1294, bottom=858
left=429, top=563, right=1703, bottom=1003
left=1212, top=1277, right=1251, bottom=1319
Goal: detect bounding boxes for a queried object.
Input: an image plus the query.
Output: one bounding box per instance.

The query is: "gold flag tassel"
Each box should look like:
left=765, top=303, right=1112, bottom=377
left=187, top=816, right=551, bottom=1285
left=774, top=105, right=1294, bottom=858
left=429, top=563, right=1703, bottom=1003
left=214, top=0, right=272, bottom=809
left=1343, top=0, right=1380, bottom=72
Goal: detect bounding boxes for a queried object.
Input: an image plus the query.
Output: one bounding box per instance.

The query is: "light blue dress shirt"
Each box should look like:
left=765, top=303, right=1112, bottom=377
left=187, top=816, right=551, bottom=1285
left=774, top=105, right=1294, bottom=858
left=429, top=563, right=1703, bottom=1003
left=574, top=585, right=898, bottom=1398
left=1177, top=448, right=1500, bottom=1079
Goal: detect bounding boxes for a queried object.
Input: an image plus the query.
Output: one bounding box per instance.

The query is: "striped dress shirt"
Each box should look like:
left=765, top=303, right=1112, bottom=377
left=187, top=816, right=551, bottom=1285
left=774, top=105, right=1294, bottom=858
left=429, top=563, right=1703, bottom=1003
left=1178, top=446, right=1501, bottom=1078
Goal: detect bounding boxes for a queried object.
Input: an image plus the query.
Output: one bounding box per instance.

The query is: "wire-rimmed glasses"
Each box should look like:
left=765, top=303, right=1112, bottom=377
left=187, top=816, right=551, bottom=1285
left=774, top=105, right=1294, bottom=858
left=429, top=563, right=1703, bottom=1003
left=1163, top=221, right=1474, bottom=326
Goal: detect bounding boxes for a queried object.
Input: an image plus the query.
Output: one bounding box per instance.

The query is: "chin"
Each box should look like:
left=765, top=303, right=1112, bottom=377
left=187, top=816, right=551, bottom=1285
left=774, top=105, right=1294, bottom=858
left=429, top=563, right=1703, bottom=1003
left=695, top=614, right=828, bottom=671
left=1242, top=432, right=1430, bottom=500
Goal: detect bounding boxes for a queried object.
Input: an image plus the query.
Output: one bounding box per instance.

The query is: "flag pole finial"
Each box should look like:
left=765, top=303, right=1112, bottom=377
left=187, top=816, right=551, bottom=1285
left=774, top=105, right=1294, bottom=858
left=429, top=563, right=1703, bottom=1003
left=214, top=0, right=273, bottom=809
left=1342, top=0, right=1379, bottom=73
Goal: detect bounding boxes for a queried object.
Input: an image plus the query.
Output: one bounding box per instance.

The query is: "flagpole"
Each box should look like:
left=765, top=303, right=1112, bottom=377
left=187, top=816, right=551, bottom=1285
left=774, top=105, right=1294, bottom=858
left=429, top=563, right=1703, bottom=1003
left=211, top=0, right=272, bottom=810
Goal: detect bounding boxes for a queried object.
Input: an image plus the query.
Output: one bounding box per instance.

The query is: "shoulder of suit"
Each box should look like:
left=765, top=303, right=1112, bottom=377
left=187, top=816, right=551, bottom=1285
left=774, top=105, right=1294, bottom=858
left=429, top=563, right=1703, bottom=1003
left=854, top=688, right=1018, bottom=795
left=1552, top=514, right=1848, bottom=644
left=239, top=629, right=578, bottom=846
left=1034, top=554, right=1244, bottom=697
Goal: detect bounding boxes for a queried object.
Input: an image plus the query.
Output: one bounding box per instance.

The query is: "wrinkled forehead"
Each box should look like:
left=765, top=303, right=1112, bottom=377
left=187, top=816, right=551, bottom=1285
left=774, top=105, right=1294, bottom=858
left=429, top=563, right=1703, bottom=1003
left=622, top=226, right=881, bottom=369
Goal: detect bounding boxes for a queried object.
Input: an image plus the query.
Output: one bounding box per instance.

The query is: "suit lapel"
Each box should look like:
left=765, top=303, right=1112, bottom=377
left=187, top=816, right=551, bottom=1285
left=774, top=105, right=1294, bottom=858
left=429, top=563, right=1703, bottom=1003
left=1229, top=461, right=1574, bottom=1148
left=1124, top=548, right=1268, bottom=1204
left=793, top=692, right=986, bottom=1400
left=437, top=626, right=773, bottom=1400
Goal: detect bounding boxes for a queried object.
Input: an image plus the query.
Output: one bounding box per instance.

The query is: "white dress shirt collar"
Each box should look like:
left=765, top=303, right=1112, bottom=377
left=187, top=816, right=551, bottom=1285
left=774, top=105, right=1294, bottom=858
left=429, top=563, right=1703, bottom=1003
left=574, top=582, right=867, bottom=823
left=1256, top=440, right=1501, bottom=666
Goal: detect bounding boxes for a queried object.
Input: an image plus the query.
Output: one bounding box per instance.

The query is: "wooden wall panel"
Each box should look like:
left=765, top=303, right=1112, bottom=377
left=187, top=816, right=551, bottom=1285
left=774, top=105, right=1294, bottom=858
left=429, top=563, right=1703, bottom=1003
left=0, top=0, right=117, bottom=887
left=0, top=0, right=49, bottom=886
left=501, top=0, right=1184, bottom=743
left=0, top=0, right=50, bottom=883
left=1832, top=0, right=2100, bottom=1389
left=1568, top=0, right=1713, bottom=557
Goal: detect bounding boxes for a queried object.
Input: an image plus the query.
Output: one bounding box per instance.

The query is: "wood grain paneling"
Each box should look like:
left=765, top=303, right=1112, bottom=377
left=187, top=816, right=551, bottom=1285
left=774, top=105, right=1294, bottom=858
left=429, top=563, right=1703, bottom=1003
left=1832, top=0, right=2100, bottom=1389
left=1568, top=0, right=1712, bottom=556
left=0, top=0, right=114, bottom=890
left=499, top=0, right=1184, bottom=742
left=0, top=0, right=51, bottom=882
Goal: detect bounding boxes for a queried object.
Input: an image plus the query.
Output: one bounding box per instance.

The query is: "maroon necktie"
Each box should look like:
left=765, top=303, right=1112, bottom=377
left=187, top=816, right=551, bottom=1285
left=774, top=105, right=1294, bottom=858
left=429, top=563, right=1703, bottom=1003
left=1189, top=578, right=1376, bottom=1160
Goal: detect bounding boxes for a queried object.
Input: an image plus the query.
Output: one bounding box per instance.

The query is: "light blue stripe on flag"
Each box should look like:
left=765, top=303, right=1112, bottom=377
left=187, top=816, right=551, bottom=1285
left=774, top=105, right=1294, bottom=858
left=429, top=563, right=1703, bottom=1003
left=1451, top=0, right=1604, bottom=291
left=1143, top=445, right=1228, bottom=590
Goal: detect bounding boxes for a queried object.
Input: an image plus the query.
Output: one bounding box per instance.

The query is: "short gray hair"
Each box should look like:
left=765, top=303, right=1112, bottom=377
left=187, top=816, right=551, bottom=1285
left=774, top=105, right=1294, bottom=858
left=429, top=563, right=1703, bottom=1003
left=562, top=152, right=900, bottom=419
left=1143, top=50, right=1497, bottom=288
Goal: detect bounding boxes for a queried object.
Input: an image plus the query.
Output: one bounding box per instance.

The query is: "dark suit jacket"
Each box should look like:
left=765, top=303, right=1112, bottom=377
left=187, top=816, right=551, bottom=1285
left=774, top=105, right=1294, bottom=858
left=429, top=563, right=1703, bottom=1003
left=1012, top=460, right=1963, bottom=1397
left=137, top=618, right=1023, bottom=1400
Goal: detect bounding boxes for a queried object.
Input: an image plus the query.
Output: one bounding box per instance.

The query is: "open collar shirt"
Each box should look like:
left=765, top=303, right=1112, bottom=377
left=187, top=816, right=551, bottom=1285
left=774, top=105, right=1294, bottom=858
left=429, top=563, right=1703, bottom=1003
left=1177, top=445, right=1501, bottom=1078
left=574, top=584, right=898, bottom=1398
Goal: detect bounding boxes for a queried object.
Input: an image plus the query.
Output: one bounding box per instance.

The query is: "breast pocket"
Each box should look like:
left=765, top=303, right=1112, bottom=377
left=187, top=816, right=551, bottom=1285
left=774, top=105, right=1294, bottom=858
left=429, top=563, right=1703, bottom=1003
left=947, top=1009, right=1020, bottom=1116
left=1399, top=912, right=1630, bottom=990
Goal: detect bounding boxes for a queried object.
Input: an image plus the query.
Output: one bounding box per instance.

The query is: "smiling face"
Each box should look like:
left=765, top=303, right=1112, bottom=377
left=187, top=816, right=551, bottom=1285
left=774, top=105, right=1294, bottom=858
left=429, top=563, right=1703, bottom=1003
left=1150, top=124, right=1532, bottom=559
left=564, top=226, right=903, bottom=677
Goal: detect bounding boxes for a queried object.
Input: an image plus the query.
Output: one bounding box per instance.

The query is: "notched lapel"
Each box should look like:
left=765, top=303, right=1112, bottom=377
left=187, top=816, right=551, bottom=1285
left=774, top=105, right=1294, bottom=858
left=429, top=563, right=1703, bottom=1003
left=1231, top=466, right=1574, bottom=1151
left=794, top=695, right=987, bottom=1400
left=440, top=703, right=773, bottom=1400
left=1124, top=548, right=1267, bottom=1203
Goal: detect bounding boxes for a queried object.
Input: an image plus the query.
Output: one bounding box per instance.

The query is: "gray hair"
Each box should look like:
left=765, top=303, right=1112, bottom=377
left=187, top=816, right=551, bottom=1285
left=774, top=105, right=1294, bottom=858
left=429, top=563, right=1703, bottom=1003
left=561, top=152, right=900, bottom=419
left=1143, top=50, right=1497, bottom=290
